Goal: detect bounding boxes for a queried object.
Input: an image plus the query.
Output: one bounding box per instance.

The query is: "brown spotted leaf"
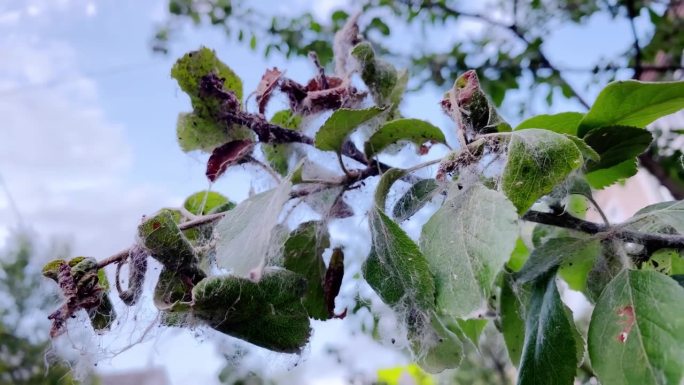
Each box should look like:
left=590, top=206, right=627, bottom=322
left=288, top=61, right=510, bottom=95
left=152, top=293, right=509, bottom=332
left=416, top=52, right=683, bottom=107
left=588, top=270, right=684, bottom=385
left=206, top=139, right=255, bottom=181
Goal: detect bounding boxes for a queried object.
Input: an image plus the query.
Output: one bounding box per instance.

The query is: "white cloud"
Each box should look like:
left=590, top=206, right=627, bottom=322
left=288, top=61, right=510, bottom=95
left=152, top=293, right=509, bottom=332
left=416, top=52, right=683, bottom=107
left=0, top=37, right=171, bottom=258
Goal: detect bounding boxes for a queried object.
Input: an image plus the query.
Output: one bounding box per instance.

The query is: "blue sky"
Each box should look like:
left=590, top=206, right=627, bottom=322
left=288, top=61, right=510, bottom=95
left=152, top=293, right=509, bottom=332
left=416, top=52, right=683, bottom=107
left=0, top=0, right=657, bottom=384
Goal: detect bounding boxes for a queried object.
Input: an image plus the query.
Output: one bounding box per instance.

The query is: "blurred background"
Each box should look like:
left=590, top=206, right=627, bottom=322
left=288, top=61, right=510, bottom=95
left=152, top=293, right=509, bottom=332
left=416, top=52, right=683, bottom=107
left=1, top=0, right=682, bottom=384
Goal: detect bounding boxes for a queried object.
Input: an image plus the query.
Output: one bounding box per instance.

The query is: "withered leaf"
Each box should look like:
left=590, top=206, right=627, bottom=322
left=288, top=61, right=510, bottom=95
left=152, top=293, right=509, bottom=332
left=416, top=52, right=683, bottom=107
left=255, top=67, right=282, bottom=114
left=206, top=139, right=255, bottom=181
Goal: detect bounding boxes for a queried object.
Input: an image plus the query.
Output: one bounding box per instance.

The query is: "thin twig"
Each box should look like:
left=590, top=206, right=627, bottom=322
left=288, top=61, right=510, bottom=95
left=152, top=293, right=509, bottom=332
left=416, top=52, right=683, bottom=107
left=587, top=196, right=610, bottom=226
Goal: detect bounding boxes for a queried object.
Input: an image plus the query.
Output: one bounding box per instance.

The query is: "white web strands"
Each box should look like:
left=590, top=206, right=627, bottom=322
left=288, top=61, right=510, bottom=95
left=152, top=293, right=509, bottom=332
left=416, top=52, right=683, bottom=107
left=215, top=179, right=293, bottom=280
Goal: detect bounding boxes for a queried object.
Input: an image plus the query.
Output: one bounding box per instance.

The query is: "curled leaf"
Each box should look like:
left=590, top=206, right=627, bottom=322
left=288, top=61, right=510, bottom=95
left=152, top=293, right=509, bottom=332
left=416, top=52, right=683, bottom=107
left=255, top=68, right=283, bottom=114
left=206, top=139, right=255, bottom=182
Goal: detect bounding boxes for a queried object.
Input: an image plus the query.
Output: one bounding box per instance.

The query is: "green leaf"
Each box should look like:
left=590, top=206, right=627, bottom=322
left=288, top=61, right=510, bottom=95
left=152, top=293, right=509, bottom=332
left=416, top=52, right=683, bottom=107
left=364, top=119, right=446, bottom=158
left=192, top=270, right=311, bottom=353
left=588, top=270, right=684, bottom=385
left=454, top=318, right=488, bottom=347
left=420, top=183, right=518, bottom=318
left=564, top=135, right=600, bottom=162
left=263, top=110, right=302, bottom=176
left=500, top=272, right=526, bottom=367
left=517, top=273, right=579, bottom=385
left=283, top=221, right=330, bottom=320
left=315, top=107, right=387, bottom=153
left=393, top=179, right=441, bottom=222
left=583, top=126, right=652, bottom=172
left=171, top=46, right=243, bottom=104
left=374, top=168, right=408, bottom=209
left=507, top=238, right=530, bottom=272
left=184, top=191, right=234, bottom=215
left=577, top=80, right=684, bottom=137
left=585, top=159, right=637, bottom=189
left=516, top=237, right=600, bottom=285
left=624, top=200, right=684, bottom=233
left=502, top=129, right=583, bottom=213
left=363, top=208, right=435, bottom=311
left=414, top=312, right=464, bottom=373
left=515, top=112, right=584, bottom=135
left=558, top=240, right=601, bottom=291
left=214, top=181, right=292, bottom=276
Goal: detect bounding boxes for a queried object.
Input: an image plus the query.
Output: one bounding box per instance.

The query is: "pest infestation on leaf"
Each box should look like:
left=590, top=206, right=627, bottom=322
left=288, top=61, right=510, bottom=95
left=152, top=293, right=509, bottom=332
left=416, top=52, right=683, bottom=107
left=40, top=11, right=684, bottom=385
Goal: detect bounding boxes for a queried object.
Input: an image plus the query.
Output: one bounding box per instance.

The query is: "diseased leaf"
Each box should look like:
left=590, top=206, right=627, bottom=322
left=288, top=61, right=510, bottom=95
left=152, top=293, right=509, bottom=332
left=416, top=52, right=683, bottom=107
left=588, top=270, right=684, bottom=385
left=283, top=221, right=329, bottom=320
left=420, top=183, right=518, bottom=318
left=171, top=46, right=243, bottom=105
left=502, top=129, right=583, bottom=213
left=215, top=181, right=292, bottom=277
left=315, top=106, right=387, bottom=153
left=88, top=294, right=116, bottom=332
left=153, top=268, right=192, bottom=311
left=363, top=208, right=435, bottom=311
left=364, top=119, right=446, bottom=158
left=393, top=179, right=441, bottom=222
left=206, top=139, right=255, bottom=182
left=324, top=248, right=345, bottom=318
left=583, top=126, right=652, bottom=172
left=515, top=112, right=584, bottom=135
left=351, top=42, right=399, bottom=106
left=184, top=191, right=234, bottom=215
left=516, top=237, right=600, bottom=285
left=255, top=67, right=283, bottom=114
left=138, top=209, right=199, bottom=274
left=441, top=70, right=511, bottom=142
left=517, top=273, right=579, bottom=385
left=192, top=270, right=311, bottom=353
left=176, top=112, right=250, bottom=153
left=577, top=80, right=684, bottom=137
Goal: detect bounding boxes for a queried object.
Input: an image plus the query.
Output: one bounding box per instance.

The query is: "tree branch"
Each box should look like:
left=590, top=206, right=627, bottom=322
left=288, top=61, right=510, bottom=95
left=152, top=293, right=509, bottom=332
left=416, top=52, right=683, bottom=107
left=523, top=210, right=684, bottom=252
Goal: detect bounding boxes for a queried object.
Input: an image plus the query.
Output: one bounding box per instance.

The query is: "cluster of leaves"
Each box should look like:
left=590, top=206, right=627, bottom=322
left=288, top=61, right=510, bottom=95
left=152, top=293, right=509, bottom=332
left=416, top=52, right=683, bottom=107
left=45, top=13, right=684, bottom=385
left=154, top=0, right=684, bottom=202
